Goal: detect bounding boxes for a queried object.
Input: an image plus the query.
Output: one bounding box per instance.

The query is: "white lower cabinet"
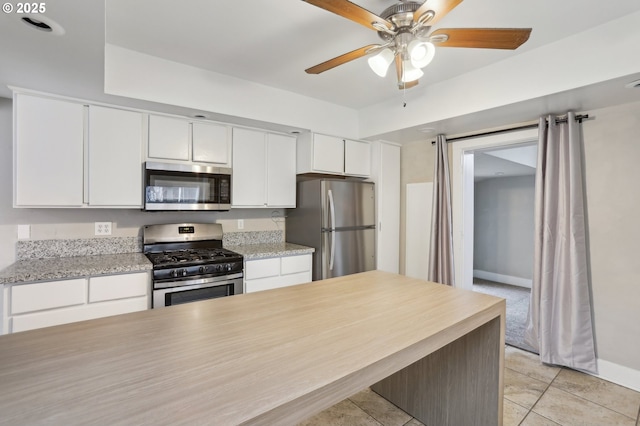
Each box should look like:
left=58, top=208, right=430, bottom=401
left=245, top=254, right=312, bottom=293
left=5, top=272, right=149, bottom=333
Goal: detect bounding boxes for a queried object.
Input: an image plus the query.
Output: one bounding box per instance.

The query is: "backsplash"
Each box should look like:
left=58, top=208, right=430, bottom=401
left=223, top=230, right=284, bottom=246
left=14, top=231, right=285, bottom=261
left=16, top=237, right=143, bottom=260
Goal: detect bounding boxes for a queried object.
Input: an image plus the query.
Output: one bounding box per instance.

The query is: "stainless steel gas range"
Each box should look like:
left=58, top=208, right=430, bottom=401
left=143, top=223, right=243, bottom=308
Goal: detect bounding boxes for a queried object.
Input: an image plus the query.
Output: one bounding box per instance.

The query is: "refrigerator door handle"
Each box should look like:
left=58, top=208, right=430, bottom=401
left=328, top=189, right=336, bottom=271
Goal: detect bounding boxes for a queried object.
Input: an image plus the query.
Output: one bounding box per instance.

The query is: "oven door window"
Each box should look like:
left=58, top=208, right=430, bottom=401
left=146, top=170, right=221, bottom=204
left=163, top=283, right=233, bottom=307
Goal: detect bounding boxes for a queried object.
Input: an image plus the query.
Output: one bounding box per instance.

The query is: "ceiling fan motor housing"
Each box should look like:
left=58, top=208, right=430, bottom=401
left=377, top=1, right=424, bottom=41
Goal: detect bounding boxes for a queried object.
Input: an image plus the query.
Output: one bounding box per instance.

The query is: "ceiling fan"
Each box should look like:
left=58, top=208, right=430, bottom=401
left=303, top=0, right=532, bottom=89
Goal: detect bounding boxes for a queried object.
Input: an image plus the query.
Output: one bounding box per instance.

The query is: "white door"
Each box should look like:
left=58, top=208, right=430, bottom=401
left=192, top=122, right=231, bottom=165
left=88, top=106, right=143, bottom=206
left=14, top=94, right=84, bottom=206
left=312, top=134, right=344, bottom=174
left=148, top=115, right=189, bottom=161
left=376, top=143, right=400, bottom=273
left=344, top=139, right=371, bottom=177
left=266, top=133, right=296, bottom=207
left=232, top=128, right=266, bottom=207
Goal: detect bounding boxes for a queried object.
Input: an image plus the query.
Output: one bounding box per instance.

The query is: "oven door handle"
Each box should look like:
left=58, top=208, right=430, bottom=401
left=154, top=272, right=243, bottom=289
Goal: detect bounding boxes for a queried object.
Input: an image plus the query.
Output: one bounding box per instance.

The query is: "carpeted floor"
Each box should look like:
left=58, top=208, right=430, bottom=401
left=472, top=278, right=537, bottom=353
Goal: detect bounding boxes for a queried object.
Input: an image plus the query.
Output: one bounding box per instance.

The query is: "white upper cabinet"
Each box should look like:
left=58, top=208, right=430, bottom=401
left=311, top=133, right=344, bottom=174
left=232, top=127, right=266, bottom=207
left=148, top=115, right=190, bottom=161
left=345, top=139, right=372, bottom=177
left=148, top=115, right=232, bottom=167
left=192, top=122, right=231, bottom=165
left=14, top=94, right=84, bottom=207
left=266, top=133, right=296, bottom=207
left=14, top=92, right=145, bottom=208
left=232, top=127, right=296, bottom=208
left=296, top=132, right=371, bottom=177
left=88, top=106, right=143, bottom=207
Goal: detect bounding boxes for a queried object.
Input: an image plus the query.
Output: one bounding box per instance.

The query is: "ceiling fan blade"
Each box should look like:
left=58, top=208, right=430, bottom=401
left=305, top=44, right=380, bottom=74
left=399, top=79, right=419, bottom=89
left=413, top=0, right=463, bottom=27
left=303, top=0, right=393, bottom=32
left=430, top=28, right=532, bottom=49
left=394, top=55, right=419, bottom=90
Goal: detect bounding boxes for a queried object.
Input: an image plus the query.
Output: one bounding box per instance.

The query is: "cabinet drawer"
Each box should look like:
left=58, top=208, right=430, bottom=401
left=11, top=297, right=148, bottom=333
left=89, top=273, right=148, bottom=303
left=11, top=279, right=86, bottom=314
left=281, top=255, right=311, bottom=275
left=245, top=258, right=280, bottom=280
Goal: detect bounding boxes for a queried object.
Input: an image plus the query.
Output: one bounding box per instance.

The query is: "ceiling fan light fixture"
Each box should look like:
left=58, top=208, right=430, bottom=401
left=401, top=60, right=424, bottom=83
left=368, top=48, right=395, bottom=77
left=408, top=40, right=435, bottom=68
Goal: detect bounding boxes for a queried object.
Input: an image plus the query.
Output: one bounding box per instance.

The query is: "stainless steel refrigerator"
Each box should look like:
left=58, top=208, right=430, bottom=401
left=286, top=179, right=376, bottom=281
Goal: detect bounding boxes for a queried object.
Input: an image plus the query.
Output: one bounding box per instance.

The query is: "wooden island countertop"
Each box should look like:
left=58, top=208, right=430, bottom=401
left=0, top=271, right=505, bottom=425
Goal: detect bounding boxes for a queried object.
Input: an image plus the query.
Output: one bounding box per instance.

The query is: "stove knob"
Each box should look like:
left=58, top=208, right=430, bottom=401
left=226, top=264, right=232, bottom=272
left=199, top=266, right=206, bottom=274
left=170, top=269, right=178, bottom=278
left=180, top=269, right=188, bottom=277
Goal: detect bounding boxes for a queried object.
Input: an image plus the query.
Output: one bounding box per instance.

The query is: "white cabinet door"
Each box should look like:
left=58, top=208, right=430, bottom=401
left=376, top=142, right=400, bottom=273
left=192, top=122, right=231, bottom=166
left=312, top=134, right=344, bottom=174
left=88, top=106, right=143, bottom=206
left=88, top=272, right=148, bottom=303
left=14, top=94, right=84, bottom=206
left=345, top=139, right=371, bottom=177
left=148, top=115, right=190, bottom=161
left=11, top=279, right=87, bottom=314
left=245, top=254, right=312, bottom=293
left=266, top=133, right=296, bottom=207
left=232, top=127, right=266, bottom=207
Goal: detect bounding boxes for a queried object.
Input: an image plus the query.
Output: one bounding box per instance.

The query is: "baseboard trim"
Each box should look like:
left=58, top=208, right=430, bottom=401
left=596, top=359, right=640, bottom=392
left=473, top=270, right=532, bottom=289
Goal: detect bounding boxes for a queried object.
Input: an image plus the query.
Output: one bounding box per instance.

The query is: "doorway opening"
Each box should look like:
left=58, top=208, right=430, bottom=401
left=451, top=128, right=538, bottom=352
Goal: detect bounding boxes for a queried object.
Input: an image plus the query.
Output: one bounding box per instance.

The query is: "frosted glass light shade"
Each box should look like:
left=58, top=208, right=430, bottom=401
left=368, top=48, right=394, bottom=77
left=408, top=40, right=435, bottom=68
left=401, top=60, right=424, bottom=82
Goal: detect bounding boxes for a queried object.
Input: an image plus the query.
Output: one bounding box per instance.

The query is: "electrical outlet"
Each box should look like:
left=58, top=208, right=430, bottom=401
left=94, top=222, right=112, bottom=236
left=237, top=219, right=244, bottom=230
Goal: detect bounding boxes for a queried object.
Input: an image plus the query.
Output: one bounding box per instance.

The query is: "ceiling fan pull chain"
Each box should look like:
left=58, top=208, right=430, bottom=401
left=403, top=83, right=407, bottom=107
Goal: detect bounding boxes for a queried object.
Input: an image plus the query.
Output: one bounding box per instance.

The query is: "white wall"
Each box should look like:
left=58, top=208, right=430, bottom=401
left=104, top=44, right=360, bottom=139
left=474, top=175, right=535, bottom=287
left=0, top=97, right=284, bottom=270
left=581, top=101, right=640, bottom=376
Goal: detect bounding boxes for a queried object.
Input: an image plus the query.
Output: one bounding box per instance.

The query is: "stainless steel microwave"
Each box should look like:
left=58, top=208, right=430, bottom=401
left=144, top=162, right=231, bottom=211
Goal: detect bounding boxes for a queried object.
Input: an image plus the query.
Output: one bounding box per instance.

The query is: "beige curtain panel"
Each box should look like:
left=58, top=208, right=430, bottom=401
left=428, top=134, right=455, bottom=286
left=525, top=112, right=597, bottom=374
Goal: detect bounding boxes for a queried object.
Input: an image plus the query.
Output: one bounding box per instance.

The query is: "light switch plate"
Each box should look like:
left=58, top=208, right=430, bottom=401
left=237, top=219, right=244, bottom=230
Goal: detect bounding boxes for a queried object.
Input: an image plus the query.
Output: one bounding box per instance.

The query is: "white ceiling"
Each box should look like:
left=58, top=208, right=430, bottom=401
left=1, top=0, right=640, bottom=142
left=474, top=144, right=537, bottom=181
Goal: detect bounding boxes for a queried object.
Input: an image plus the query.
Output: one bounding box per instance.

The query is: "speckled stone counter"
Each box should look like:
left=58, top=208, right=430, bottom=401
left=226, top=242, right=314, bottom=260
left=0, top=253, right=152, bottom=285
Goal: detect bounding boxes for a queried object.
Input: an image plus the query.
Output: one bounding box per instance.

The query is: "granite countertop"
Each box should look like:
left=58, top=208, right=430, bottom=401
left=0, top=236, right=314, bottom=285
left=226, top=242, right=315, bottom=260
left=0, top=253, right=152, bottom=285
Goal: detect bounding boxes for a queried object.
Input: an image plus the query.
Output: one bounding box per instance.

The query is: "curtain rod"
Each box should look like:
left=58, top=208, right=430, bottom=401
left=431, top=114, right=590, bottom=144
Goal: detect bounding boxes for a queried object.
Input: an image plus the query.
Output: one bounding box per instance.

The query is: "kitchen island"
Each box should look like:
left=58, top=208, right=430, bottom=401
left=0, top=271, right=505, bottom=425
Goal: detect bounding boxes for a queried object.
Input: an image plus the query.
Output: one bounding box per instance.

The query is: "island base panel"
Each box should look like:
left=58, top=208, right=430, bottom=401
left=371, top=316, right=503, bottom=426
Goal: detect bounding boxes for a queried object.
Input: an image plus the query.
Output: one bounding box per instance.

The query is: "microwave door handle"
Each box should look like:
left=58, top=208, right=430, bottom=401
left=328, top=189, right=335, bottom=271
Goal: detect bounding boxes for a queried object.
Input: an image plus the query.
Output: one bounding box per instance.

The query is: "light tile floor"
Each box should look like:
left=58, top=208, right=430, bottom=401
left=299, top=346, right=640, bottom=426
